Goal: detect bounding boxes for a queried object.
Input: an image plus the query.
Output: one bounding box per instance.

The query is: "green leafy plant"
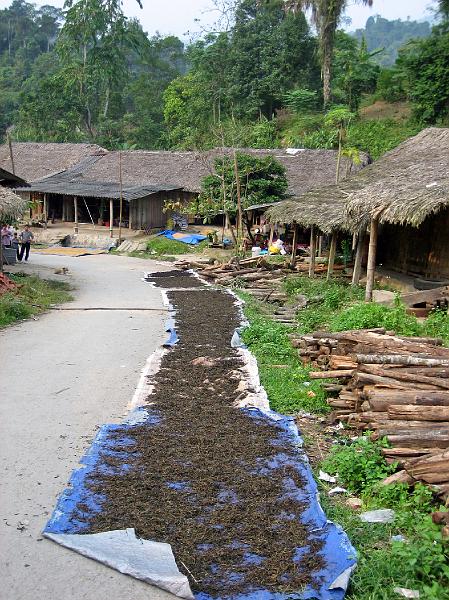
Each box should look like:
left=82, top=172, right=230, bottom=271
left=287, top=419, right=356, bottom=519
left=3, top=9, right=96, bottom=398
left=321, top=435, right=396, bottom=493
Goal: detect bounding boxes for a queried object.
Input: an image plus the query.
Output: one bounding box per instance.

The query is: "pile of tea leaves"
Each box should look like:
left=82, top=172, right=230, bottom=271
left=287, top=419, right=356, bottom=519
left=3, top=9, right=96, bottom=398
left=73, top=272, right=324, bottom=598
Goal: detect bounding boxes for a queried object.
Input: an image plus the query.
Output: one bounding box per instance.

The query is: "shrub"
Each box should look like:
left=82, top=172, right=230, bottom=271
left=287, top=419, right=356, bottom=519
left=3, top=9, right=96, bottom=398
left=321, top=435, right=397, bottom=493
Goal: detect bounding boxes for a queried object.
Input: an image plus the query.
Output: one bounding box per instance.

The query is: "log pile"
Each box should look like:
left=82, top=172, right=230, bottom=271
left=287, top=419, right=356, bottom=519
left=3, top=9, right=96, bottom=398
left=293, top=328, right=449, bottom=502
left=175, top=257, right=290, bottom=308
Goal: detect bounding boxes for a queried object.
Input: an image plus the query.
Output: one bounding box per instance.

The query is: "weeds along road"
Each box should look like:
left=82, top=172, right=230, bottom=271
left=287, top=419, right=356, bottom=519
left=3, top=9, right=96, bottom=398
left=0, top=253, right=178, bottom=600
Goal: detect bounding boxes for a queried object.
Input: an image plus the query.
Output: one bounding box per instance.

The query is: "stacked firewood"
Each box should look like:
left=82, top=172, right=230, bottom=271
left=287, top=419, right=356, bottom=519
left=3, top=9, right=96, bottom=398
left=293, top=328, right=449, bottom=502
left=175, top=256, right=287, bottom=286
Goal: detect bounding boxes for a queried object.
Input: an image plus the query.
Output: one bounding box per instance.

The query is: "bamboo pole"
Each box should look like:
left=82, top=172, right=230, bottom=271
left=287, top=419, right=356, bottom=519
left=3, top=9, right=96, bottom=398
left=73, top=196, right=78, bottom=234
left=365, top=218, right=378, bottom=301
left=118, top=151, right=123, bottom=244
left=290, top=223, right=298, bottom=268
left=109, top=198, right=114, bottom=238
left=308, top=226, right=316, bottom=278
left=352, top=230, right=365, bottom=286
left=327, top=231, right=337, bottom=280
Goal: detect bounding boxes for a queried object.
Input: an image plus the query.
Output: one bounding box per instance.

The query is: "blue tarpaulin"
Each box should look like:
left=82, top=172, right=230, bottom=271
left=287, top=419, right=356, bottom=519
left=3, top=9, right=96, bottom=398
left=157, top=230, right=207, bottom=245
left=44, top=294, right=356, bottom=600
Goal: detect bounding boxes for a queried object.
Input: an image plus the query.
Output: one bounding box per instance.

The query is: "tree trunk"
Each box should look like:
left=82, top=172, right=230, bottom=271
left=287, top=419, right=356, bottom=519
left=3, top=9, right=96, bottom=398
left=322, top=45, right=332, bottom=108
left=335, top=127, right=342, bottom=183
left=103, top=86, right=110, bottom=119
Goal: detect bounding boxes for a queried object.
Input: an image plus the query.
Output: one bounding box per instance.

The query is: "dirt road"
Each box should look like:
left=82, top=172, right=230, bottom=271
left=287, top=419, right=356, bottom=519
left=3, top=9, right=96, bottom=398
left=0, top=254, right=177, bottom=600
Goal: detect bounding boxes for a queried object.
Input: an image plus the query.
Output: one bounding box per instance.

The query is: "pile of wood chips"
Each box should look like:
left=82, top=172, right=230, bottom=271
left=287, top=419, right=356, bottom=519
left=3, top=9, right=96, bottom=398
left=293, top=328, right=449, bottom=503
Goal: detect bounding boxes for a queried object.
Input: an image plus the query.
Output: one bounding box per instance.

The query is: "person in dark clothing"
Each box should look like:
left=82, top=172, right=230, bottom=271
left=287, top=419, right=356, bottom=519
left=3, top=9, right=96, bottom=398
left=18, top=225, right=34, bottom=262
left=11, top=232, right=20, bottom=260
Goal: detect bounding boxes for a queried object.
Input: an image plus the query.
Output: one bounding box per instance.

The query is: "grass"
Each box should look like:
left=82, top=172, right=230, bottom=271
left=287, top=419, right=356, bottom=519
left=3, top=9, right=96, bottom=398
left=239, top=292, right=329, bottom=414
left=283, top=275, right=449, bottom=345
left=320, top=436, right=449, bottom=600
left=0, top=273, right=73, bottom=328
left=238, top=276, right=449, bottom=599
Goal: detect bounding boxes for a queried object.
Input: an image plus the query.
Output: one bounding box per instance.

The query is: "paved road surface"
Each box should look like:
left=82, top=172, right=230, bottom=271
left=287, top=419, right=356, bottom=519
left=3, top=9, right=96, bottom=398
left=0, top=254, right=177, bottom=600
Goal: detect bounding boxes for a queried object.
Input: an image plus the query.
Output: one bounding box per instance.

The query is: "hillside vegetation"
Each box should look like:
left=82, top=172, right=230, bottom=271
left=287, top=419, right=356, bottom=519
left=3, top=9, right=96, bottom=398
left=0, top=0, right=448, bottom=161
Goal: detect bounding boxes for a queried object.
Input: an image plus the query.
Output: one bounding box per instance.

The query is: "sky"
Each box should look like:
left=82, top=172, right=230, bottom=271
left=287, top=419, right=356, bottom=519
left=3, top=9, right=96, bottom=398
left=0, top=0, right=436, bottom=40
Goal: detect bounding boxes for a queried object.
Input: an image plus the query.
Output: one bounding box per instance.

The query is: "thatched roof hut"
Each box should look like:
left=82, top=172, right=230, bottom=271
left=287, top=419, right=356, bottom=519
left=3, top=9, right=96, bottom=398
left=0, top=186, right=28, bottom=220
left=0, top=142, right=107, bottom=183
left=265, top=190, right=350, bottom=233
left=345, top=128, right=449, bottom=229
left=5, top=144, right=366, bottom=196
left=266, top=128, right=449, bottom=233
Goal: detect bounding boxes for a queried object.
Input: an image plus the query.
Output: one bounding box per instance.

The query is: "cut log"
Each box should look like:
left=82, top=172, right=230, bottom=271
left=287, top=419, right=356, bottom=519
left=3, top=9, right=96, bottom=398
left=329, top=355, right=358, bottom=369
left=383, top=428, right=449, bottom=449
left=358, top=365, right=449, bottom=390
left=406, top=451, right=449, bottom=484
left=381, top=470, right=415, bottom=485
left=309, top=369, right=355, bottom=379
left=381, top=447, right=438, bottom=458
left=354, top=354, right=449, bottom=367
left=388, top=405, right=449, bottom=422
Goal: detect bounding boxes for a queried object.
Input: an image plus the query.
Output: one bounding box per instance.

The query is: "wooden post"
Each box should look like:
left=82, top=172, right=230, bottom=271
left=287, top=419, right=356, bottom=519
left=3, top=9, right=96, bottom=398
left=326, top=231, right=337, bottom=280
left=308, top=225, right=316, bottom=278
left=352, top=230, right=365, bottom=286
left=109, top=198, right=114, bottom=238
left=43, top=193, right=48, bottom=227
left=290, top=223, right=298, bottom=268
left=365, top=218, right=378, bottom=302
left=233, top=150, right=243, bottom=242
left=268, top=224, right=274, bottom=247
left=318, top=235, right=323, bottom=257
left=74, top=196, right=78, bottom=234
left=118, top=151, right=123, bottom=243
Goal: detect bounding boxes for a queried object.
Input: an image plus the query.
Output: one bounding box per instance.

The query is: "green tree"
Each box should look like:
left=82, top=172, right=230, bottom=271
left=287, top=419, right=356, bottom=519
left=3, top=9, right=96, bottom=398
left=195, top=152, right=288, bottom=224
left=284, top=0, right=374, bottom=107
left=332, top=32, right=380, bottom=110
left=399, top=22, right=449, bottom=123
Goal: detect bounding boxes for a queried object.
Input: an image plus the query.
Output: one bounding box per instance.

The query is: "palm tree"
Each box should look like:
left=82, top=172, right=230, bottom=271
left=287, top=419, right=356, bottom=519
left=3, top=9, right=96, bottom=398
left=285, top=0, right=373, bottom=107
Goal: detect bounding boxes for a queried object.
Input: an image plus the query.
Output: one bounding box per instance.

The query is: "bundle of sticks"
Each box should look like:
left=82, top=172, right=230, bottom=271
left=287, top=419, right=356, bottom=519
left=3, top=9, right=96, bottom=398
left=293, top=328, right=449, bottom=502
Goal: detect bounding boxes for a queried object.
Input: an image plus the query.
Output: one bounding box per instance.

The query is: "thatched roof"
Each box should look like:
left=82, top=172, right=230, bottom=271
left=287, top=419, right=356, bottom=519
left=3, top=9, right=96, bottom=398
left=206, top=147, right=367, bottom=197
left=0, top=142, right=107, bottom=183
left=267, top=128, right=449, bottom=232
left=346, top=127, right=449, bottom=228
left=16, top=146, right=366, bottom=198
left=0, top=186, right=29, bottom=220
left=0, top=167, right=26, bottom=186
left=20, top=155, right=182, bottom=200
left=265, top=189, right=351, bottom=233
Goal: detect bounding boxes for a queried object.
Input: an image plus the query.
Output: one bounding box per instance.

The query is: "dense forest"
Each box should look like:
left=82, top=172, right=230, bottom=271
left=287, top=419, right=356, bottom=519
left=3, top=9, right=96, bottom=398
left=352, top=15, right=431, bottom=66
left=0, top=0, right=448, bottom=157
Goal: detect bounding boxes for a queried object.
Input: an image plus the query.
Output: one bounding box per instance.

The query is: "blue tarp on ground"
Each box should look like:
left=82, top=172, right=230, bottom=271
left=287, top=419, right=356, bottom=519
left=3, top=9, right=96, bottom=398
left=157, top=230, right=207, bottom=245
left=44, top=404, right=356, bottom=600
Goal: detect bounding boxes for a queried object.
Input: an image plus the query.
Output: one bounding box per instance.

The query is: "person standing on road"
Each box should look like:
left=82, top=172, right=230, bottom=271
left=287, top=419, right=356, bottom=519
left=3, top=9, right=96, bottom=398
left=11, top=232, right=20, bottom=260
left=18, top=225, right=34, bottom=262
left=1, top=224, right=12, bottom=247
